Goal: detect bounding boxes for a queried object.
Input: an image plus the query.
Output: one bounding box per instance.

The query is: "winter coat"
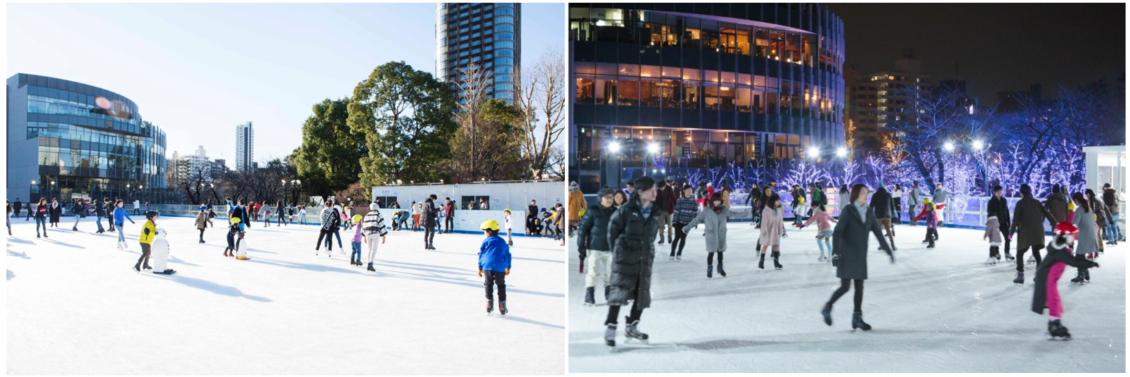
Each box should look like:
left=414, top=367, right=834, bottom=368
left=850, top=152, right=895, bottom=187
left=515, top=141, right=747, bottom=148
left=672, top=197, right=698, bottom=224
left=195, top=212, right=213, bottom=230
left=362, top=211, right=388, bottom=239
left=984, top=217, right=1003, bottom=246
left=71, top=203, right=84, bottom=218
left=759, top=207, right=785, bottom=246
left=682, top=206, right=751, bottom=253
left=95, top=201, right=106, bottom=216
left=1044, top=193, right=1070, bottom=227
left=1071, top=207, right=1099, bottom=255
left=908, top=187, right=924, bottom=209
left=138, top=220, right=158, bottom=244
left=721, top=189, right=733, bottom=209
left=320, top=207, right=340, bottom=230
left=568, top=190, right=586, bottom=221
left=838, top=192, right=851, bottom=209
left=35, top=205, right=48, bottom=219
left=1089, top=197, right=1112, bottom=226
left=913, top=203, right=938, bottom=229
left=933, top=187, right=949, bottom=203
left=606, top=198, right=660, bottom=309
left=229, top=205, right=250, bottom=230
left=578, top=202, right=616, bottom=253
left=986, top=196, right=1012, bottom=229
left=1103, top=189, right=1120, bottom=214
left=13, top=201, right=22, bottom=214
left=1032, top=241, right=1097, bottom=314
left=1009, top=196, right=1057, bottom=250
left=802, top=209, right=836, bottom=232
left=113, top=207, right=133, bottom=225
left=478, top=235, right=512, bottom=272
left=869, top=188, right=896, bottom=219
left=444, top=201, right=454, bottom=217
left=424, top=201, right=439, bottom=227
left=658, top=187, right=677, bottom=214
left=832, top=204, right=893, bottom=280
left=49, top=203, right=61, bottom=222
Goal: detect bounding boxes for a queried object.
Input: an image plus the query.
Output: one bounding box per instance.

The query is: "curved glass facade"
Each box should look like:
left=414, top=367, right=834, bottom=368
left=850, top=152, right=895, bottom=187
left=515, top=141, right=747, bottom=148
left=436, top=3, right=521, bottom=103
left=568, top=4, right=845, bottom=192
left=7, top=73, right=166, bottom=203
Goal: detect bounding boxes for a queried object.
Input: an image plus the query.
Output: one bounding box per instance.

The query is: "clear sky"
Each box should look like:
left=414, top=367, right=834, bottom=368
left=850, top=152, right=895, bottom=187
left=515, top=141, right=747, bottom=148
left=7, top=2, right=565, bottom=167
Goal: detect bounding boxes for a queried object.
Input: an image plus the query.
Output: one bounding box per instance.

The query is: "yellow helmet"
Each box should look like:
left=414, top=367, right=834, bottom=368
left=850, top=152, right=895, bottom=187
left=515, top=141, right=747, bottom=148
left=352, top=214, right=363, bottom=223
left=480, top=219, right=500, bottom=231
left=230, top=217, right=241, bottom=225
left=923, top=198, right=932, bottom=204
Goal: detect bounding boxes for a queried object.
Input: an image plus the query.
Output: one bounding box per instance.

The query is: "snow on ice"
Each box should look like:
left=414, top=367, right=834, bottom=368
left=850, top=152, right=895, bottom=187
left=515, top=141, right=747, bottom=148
left=569, top=221, right=1125, bottom=373
left=7, top=216, right=564, bottom=374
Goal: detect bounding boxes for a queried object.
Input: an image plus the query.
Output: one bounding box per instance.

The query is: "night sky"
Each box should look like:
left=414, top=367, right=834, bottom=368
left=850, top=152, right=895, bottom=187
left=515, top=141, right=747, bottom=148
left=827, top=3, right=1125, bottom=102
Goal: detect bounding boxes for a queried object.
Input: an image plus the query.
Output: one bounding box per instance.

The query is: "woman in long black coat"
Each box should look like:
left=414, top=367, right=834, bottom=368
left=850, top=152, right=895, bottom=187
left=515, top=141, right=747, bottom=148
left=1010, top=184, right=1058, bottom=284
left=822, top=184, right=894, bottom=331
left=49, top=199, right=62, bottom=227
left=603, top=177, right=660, bottom=348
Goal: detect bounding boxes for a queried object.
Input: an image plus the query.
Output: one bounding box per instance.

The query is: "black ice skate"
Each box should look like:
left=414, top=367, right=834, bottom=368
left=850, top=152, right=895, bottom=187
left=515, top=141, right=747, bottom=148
left=624, top=317, right=649, bottom=344
left=367, top=263, right=375, bottom=272
left=717, top=263, right=726, bottom=277
left=772, top=251, right=783, bottom=270
left=1013, top=271, right=1024, bottom=285
left=821, top=303, right=833, bottom=326
left=1048, top=319, right=1071, bottom=340
left=604, top=324, right=617, bottom=348
left=584, top=287, right=596, bottom=306
left=851, top=311, right=872, bottom=331
left=487, top=299, right=494, bottom=314
left=707, top=265, right=713, bottom=278
left=499, top=301, right=508, bottom=316
left=1071, top=272, right=1085, bottom=285
left=758, top=254, right=766, bottom=270
left=1085, top=270, right=1091, bottom=283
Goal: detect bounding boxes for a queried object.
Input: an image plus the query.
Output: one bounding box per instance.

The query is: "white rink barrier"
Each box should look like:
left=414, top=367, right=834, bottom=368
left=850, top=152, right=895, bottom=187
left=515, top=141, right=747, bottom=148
left=373, top=209, right=531, bottom=236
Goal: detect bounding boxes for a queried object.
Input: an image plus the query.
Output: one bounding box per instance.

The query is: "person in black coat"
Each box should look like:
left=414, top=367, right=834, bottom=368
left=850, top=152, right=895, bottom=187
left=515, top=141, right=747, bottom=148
left=577, top=188, right=618, bottom=305
left=12, top=199, right=22, bottom=221
left=869, top=182, right=897, bottom=249
left=986, top=185, right=1013, bottom=261
left=423, top=198, right=439, bottom=250
left=603, top=177, right=660, bottom=348
left=1010, top=184, right=1057, bottom=284
left=822, top=184, right=894, bottom=331
left=93, top=198, right=107, bottom=233
left=1032, top=223, right=1099, bottom=339
left=48, top=198, right=63, bottom=227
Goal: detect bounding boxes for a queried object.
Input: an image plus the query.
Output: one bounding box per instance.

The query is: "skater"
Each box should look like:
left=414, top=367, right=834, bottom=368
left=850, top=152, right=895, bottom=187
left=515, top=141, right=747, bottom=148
left=745, top=184, right=762, bottom=226
left=578, top=188, right=617, bottom=305
left=613, top=191, right=628, bottom=208
left=443, top=197, right=455, bottom=234
left=26, top=198, right=35, bottom=221
left=478, top=220, right=512, bottom=315
left=603, top=177, right=658, bottom=348
left=423, top=198, right=438, bottom=250
left=756, top=193, right=786, bottom=270
left=1102, top=183, right=1123, bottom=243
left=932, top=183, right=949, bottom=226
left=1085, top=189, right=1111, bottom=256
left=315, top=201, right=340, bottom=256
left=106, top=199, right=116, bottom=232
left=298, top=205, right=308, bottom=225
left=504, top=208, right=514, bottom=246
left=987, top=185, right=1014, bottom=261
left=892, top=184, right=903, bottom=224
left=195, top=206, right=213, bottom=243
left=1045, top=185, right=1070, bottom=228
left=350, top=214, right=365, bottom=266
left=837, top=185, right=850, bottom=213
left=907, top=181, right=924, bottom=226
left=331, top=202, right=345, bottom=251
left=71, top=199, right=85, bottom=231
left=1069, top=193, right=1099, bottom=284
left=984, top=211, right=1004, bottom=264
left=682, top=192, right=752, bottom=278
left=869, top=182, right=897, bottom=250
left=569, top=182, right=587, bottom=237
left=5, top=200, right=11, bottom=236
left=132, top=199, right=141, bottom=216
left=792, top=184, right=807, bottom=226
left=49, top=198, right=61, bottom=227
left=913, top=198, right=939, bottom=248
left=133, top=211, right=160, bottom=272
left=671, top=185, right=698, bottom=260
left=361, top=203, right=388, bottom=271
left=34, top=198, right=49, bottom=238
left=223, top=217, right=242, bottom=258
left=94, top=197, right=106, bottom=233
left=411, top=201, right=421, bottom=231
left=113, top=200, right=135, bottom=249
left=1010, top=184, right=1058, bottom=284
left=654, top=180, right=675, bottom=244
left=802, top=204, right=837, bottom=262
left=262, top=205, right=272, bottom=228
left=1032, top=222, right=1099, bottom=340
left=821, top=184, right=895, bottom=331
left=13, top=198, right=22, bottom=223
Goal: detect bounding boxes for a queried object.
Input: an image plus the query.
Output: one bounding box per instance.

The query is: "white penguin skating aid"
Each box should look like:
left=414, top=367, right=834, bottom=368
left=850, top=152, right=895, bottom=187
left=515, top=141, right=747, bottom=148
left=150, top=228, right=176, bottom=275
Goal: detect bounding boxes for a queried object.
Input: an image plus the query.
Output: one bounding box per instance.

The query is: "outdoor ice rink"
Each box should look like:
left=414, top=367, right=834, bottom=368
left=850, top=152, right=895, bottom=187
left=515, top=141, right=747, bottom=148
left=568, top=219, right=1125, bottom=373
left=7, top=216, right=564, bottom=374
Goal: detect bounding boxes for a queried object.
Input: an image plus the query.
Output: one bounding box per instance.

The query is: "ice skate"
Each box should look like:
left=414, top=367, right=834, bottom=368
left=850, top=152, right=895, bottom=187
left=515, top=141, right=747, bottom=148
left=604, top=324, right=617, bottom=348
left=818, top=255, right=828, bottom=262
left=624, top=318, right=649, bottom=344
left=851, top=311, right=872, bottom=331
left=669, top=255, right=675, bottom=261
left=367, top=263, right=375, bottom=272
left=707, top=265, right=713, bottom=278
left=821, top=303, right=833, bottom=326
left=486, top=299, right=494, bottom=314
left=676, top=255, right=681, bottom=261
left=1048, top=319, right=1071, bottom=340
left=985, top=257, right=997, bottom=266
left=758, top=254, right=766, bottom=270
left=772, top=252, right=783, bottom=270
left=1005, top=252, right=1015, bottom=261
left=1013, top=271, right=1024, bottom=285
left=1027, top=255, right=1035, bottom=265
left=717, top=263, right=726, bottom=277
left=584, top=287, right=595, bottom=306
left=1084, top=270, right=1091, bottom=283
left=658, top=235, right=664, bottom=244
left=499, top=301, right=508, bottom=315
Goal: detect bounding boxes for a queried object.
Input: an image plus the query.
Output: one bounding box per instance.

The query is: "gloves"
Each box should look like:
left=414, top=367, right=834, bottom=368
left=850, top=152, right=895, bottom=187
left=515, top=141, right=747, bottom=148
left=579, top=261, right=585, bottom=274
left=505, top=268, right=510, bottom=276
left=478, top=269, right=483, bottom=277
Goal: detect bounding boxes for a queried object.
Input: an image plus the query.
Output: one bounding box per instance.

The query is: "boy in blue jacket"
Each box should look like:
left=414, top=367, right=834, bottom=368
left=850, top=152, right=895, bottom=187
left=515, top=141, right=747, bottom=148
left=478, top=220, right=512, bottom=315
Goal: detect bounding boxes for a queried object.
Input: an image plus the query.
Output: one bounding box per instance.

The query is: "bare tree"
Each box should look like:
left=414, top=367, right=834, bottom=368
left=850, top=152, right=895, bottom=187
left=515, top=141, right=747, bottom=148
left=515, top=48, right=566, bottom=180
left=455, top=62, right=493, bottom=179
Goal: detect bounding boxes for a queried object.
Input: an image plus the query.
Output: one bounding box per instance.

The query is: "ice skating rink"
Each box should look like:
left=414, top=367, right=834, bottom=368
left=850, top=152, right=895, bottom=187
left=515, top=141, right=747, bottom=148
left=7, top=216, right=564, bottom=374
left=569, top=220, right=1125, bottom=373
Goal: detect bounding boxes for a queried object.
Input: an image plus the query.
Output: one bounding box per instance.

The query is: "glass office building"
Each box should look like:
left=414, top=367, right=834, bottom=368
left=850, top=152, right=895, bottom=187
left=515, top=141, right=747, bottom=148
left=6, top=73, right=167, bottom=203
left=436, top=2, right=521, bottom=103
left=568, top=3, right=845, bottom=192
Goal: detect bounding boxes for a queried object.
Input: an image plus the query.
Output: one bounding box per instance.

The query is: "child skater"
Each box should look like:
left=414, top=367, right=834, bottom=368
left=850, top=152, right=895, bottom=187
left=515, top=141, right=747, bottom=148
left=801, top=204, right=837, bottom=262
left=478, top=220, right=512, bottom=315
left=913, top=198, right=939, bottom=248
left=1032, top=222, right=1099, bottom=339
left=682, top=192, right=752, bottom=278
left=984, top=211, right=1003, bottom=265
left=224, top=217, right=242, bottom=258
left=504, top=208, right=514, bottom=246
left=133, top=211, right=159, bottom=273
left=757, top=193, right=786, bottom=270
left=350, top=214, right=364, bottom=267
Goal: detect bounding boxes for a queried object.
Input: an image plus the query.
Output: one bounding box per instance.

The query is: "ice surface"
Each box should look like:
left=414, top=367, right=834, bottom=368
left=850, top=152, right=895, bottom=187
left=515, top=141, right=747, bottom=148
left=569, top=220, right=1125, bottom=372
left=7, top=216, right=564, bottom=374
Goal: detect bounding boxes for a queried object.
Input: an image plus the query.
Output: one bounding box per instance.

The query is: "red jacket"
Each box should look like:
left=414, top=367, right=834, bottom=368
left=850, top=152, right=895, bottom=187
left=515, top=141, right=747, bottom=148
left=444, top=202, right=454, bottom=216
left=662, top=187, right=677, bottom=213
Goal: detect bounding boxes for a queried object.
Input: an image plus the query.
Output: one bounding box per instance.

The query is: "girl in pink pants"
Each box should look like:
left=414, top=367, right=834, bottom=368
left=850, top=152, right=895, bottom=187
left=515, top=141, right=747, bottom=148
left=1033, top=222, right=1099, bottom=340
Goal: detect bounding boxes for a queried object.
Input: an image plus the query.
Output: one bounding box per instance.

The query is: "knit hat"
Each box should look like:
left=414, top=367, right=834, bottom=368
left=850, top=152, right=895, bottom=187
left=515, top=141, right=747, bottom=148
left=369, top=203, right=379, bottom=210
left=877, top=182, right=885, bottom=189
left=569, top=181, right=579, bottom=191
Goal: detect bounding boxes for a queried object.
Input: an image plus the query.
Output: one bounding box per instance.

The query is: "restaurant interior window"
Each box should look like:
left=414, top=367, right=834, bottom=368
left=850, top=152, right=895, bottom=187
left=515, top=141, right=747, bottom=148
left=769, top=30, right=784, bottom=60
left=640, top=79, right=661, bottom=107
left=665, top=15, right=680, bottom=46
left=719, top=85, right=735, bottom=112
left=595, top=78, right=616, bottom=105
left=660, top=79, right=680, bottom=108
left=780, top=81, right=792, bottom=111
left=752, top=89, right=764, bottom=114
left=683, top=18, right=701, bottom=50
left=767, top=92, right=778, bottom=114
left=619, top=63, right=640, bottom=77
left=576, top=77, right=594, bottom=104
left=701, top=20, right=720, bottom=51
left=720, top=25, right=737, bottom=54
left=737, top=87, right=751, bottom=112
left=703, top=70, right=719, bottom=84
left=618, top=78, right=639, bottom=106
left=682, top=82, right=699, bottom=109
left=737, top=26, right=751, bottom=56
left=754, top=28, right=768, bottom=57
left=647, top=13, right=665, bottom=46
left=640, top=65, right=660, bottom=78
left=703, top=83, right=720, bottom=110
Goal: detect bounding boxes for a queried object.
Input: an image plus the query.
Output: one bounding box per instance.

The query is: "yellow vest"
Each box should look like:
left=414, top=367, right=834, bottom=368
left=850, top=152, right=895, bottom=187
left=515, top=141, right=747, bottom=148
left=138, top=220, right=157, bottom=244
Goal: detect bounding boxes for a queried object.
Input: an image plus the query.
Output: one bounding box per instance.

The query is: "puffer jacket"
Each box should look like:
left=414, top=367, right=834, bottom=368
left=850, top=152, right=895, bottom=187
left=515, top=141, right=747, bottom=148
left=321, top=207, right=340, bottom=230
left=606, top=198, right=660, bottom=309
left=984, top=216, right=1003, bottom=246
left=578, top=202, right=616, bottom=253
left=1010, top=196, right=1057, bottom=250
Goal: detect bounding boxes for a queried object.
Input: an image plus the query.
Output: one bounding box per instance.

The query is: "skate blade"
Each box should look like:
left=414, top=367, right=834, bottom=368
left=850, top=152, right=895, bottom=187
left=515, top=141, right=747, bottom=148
left=624, top=337, right=649, bottom=345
